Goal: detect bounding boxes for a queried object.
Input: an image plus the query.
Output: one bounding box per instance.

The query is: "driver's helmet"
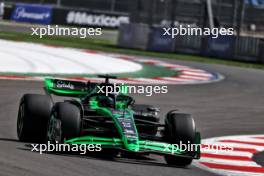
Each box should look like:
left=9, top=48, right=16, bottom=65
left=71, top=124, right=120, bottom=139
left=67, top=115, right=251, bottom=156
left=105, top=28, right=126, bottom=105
left=97, top=96, right=115, bottom=108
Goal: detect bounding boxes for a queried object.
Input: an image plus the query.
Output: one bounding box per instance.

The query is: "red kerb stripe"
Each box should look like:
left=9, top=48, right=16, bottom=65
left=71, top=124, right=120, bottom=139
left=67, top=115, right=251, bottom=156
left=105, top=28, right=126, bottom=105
left=200, top=162, right=264, bottom=173
left=201, top=153, right=252, bottom=161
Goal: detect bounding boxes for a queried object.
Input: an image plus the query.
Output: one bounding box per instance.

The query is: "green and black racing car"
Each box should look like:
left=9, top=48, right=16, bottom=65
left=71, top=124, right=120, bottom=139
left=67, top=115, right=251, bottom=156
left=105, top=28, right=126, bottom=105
left=17, top=75, right=200, bottom=167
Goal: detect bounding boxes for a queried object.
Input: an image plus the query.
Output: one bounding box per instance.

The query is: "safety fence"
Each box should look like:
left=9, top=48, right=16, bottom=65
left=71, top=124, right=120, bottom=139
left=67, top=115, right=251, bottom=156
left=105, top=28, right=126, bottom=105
left=2, top=2, right=264, bottom=63
left=118, top=23, right=264, bottom=63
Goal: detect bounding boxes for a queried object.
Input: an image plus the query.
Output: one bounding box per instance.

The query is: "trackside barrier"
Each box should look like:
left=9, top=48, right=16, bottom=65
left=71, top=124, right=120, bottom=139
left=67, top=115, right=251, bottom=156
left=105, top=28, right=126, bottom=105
left=202, top=35, right=236, bottom=59
left=118, top=23, right=134, bottom=48
left=118, top=23, right=264, bottom=64
left=118, top=23, right=149, bottom=50
left=2, top=4, right=13, bottom=20
left=173, top=35, right=202, bottom=55
left=2, top=3, right=263, bottom=64
left=259, top=39, right=264, bottom=63
left=234, top=36, right=260, bottom=62
left=147, top=27, right=175, bottom=52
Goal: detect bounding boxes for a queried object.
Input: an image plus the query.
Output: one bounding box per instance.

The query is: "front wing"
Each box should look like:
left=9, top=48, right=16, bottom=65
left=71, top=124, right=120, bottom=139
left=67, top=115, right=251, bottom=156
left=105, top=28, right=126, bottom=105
left=65, top=136, right=200, bottom=159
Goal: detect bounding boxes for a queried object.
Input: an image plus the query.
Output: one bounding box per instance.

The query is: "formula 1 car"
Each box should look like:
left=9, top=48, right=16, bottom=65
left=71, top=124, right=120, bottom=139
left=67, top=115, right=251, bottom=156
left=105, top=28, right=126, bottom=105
left=17, top=75, right=200, bottom=167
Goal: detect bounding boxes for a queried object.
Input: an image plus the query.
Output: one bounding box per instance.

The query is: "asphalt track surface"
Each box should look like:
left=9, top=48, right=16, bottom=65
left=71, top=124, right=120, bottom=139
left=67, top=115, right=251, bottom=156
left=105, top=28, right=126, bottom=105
left=0, top=59, right=263, bottom=176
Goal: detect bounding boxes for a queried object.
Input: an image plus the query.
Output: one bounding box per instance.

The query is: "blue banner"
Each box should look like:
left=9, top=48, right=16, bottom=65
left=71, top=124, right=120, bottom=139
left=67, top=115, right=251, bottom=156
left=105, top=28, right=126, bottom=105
left=118, top=23, right=134, bottom=48
left=245, top=0, right=264, bottom=6
left=11, top=3, right=52, bottom=25
left=203, top=35, right=235, bottom=59
left=148, top=27, right=174, bottom=52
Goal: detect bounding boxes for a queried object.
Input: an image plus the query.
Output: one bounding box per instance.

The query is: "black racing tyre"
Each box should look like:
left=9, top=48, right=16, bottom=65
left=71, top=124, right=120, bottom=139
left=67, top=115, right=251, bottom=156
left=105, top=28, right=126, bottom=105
left=17, top=94, right=53, bottom=143
left=164, top=112, right=196, bottom=167
left=55, top=102, right=81, bottom=140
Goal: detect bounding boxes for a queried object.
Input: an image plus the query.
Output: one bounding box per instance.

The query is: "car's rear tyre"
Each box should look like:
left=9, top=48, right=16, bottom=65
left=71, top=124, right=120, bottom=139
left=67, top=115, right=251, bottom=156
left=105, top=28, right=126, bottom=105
left=164, top=112, right=196, bottom=167
left=17, top=94, right=53, bottom=143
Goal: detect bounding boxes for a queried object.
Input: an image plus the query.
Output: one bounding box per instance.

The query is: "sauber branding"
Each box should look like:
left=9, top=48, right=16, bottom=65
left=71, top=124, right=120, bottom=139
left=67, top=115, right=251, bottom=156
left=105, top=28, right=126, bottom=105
left=55, top=81, right=74, bottom=90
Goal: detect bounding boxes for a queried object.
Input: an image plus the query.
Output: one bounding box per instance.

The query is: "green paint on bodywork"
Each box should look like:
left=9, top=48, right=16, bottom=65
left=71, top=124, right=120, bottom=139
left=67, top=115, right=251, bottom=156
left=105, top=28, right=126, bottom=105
left=65, top=136, right=188, bottom=155
left=95, top=107, right=140, bottom=152
left=45, top=77, right=141, bottom=152
left=44, top=78, right=88, bottom=96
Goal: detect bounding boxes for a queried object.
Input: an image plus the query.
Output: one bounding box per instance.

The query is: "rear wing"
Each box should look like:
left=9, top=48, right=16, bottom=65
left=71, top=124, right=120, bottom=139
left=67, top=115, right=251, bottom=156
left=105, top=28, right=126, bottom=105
left=44, top=77, right=129, bottom=97
left=44, top=78, right=96, bottom=97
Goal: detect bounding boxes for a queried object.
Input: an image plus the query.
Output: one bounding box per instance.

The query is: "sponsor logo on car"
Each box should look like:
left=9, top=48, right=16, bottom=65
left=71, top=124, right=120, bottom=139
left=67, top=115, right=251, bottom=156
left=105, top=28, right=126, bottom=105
left=56, top=81, right=74, bottom=90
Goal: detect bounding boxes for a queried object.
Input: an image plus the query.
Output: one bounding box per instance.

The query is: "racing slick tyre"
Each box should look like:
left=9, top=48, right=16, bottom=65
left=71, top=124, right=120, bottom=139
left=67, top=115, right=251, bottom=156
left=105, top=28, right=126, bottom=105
left=47, top=102, right=118, bottom=157
left=132, top=104, right=159, bottom=135
left=17, top=94, right=53, bottom=143
left=164, top=112, right=196, bottom=167
left=54, top=102, right=81, bottom=141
